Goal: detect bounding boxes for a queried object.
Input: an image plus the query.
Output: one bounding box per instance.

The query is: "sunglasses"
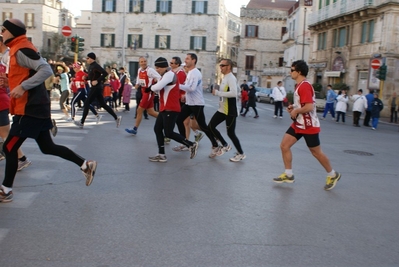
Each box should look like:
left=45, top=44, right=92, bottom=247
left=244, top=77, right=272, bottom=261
left=1, top=27, right=6, bottom=33
left=170, top=62, right=176, bottom=65
left=219, top=64, right=228, bottom=67
left=290, top=69, right=296, bottom=72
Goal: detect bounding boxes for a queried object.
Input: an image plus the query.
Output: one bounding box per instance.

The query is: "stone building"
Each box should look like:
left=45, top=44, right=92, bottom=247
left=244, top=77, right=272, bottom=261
left=308, top=0, right=399, bottom=115
left=78, top=0, right=240, bottom=86
left=237, top=0, right=297, bottom=88
left=0, top=0, right=75, bottom=60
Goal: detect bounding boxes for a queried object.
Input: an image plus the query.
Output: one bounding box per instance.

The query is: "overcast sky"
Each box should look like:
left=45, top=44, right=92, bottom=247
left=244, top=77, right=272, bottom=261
left=63, top=0, right=250, bottom=17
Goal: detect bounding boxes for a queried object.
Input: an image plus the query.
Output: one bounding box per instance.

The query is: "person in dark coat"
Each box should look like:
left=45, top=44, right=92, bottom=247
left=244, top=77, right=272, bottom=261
left=371, top=93, right=384, bottom=130
left=241, top=84, right=259, bottom=118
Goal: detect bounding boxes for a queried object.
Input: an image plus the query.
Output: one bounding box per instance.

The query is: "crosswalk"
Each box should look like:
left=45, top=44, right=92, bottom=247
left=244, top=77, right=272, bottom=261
left=0, top=102, right=101, bottom=240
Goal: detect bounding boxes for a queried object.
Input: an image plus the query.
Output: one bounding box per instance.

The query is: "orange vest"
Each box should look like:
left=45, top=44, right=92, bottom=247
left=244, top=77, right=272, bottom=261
left=7, top=35, right=50, bottom=118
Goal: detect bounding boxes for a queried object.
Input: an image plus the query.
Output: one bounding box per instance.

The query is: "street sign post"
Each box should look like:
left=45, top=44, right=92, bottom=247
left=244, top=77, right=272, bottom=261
left=61, top=26, right=72, bottom=37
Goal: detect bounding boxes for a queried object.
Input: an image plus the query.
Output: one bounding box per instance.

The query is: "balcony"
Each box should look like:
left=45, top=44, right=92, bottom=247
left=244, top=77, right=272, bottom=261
left=309, top=0, right=399, bottom=26
left=282, top=31, right=295, bottom=43
left=262, top=67, right=289, bottom=76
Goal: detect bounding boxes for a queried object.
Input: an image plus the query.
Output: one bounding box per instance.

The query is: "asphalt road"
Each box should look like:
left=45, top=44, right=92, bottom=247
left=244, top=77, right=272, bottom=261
left=1, top=94, right=398, bottom=267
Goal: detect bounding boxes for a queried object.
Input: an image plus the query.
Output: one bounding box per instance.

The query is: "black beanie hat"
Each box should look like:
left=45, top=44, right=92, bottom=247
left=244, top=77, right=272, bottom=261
left=154, top=57, right=168, bottom=68
left=3, top=20, right=26, bottom=37
left=87, top=52, right=96, bottom=60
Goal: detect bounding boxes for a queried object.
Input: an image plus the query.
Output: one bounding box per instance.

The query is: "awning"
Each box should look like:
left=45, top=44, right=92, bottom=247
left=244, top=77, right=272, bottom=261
left=324, top=71, right=341, bottom=77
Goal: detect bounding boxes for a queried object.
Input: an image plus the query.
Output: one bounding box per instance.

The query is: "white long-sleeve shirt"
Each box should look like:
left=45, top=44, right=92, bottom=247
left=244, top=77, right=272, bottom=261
left=272, top=86, right=287, bottom=101
left=179, top=68, right=204, bottom=106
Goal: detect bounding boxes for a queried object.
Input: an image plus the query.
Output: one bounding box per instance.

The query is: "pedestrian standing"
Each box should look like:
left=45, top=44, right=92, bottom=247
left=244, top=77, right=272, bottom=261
left=350, top=89, right=367, bottom=127
left=273, top=60, right=341, bottom=191
left=388, top=91, right=398, bottom=123
left=239, top=87, right=248, bottom=114
left=335, top=90, right=348, bottom=123
left=0, top=19, right=96, bottom=203
left=122, top=77, right=133, bottom=112
left=371, top=93, right=384, bottom=130
left=363, top=89, right=374, bottom=126
left=272, top=81, right=287, bottom=119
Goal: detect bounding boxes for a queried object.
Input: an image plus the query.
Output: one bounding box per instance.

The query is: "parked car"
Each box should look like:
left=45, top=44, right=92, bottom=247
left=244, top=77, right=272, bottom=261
left=255, top=87, right=274, bottom=104
left=314, top=91, right=326, bottom=112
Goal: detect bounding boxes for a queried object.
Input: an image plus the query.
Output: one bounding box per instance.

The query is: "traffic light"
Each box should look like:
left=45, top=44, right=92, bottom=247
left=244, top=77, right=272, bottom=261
left=70, top=36, right=77, bottom=52
left=376, top=64, right=387, bottom=81
left=78, top=37, right=85, bottom=52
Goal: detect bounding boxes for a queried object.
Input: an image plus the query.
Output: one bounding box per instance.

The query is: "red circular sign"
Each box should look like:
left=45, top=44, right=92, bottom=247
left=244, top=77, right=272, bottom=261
left=61, top=26, right=72, bottom=37
left=371, top=59, right=381, bottom=70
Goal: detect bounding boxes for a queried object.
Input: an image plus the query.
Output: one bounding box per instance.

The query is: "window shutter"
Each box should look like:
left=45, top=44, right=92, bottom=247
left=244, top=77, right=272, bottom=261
left=101, top=34, right=105, bottom=47
left=167, top=35, right=171, bottom=49
left=245, top=25, right=248, bottom=37
left=204, top=2, right=208, bottom=14
left=113, top=0, right=116, bottom=12
left=190, top=36, right=194, bottom=50
left=255, top=26, right=259, bottom=37
left=156, top=1, right=160, bottom=12
left=138, top=35, right=143, bottom=48
left=140, top=0, right=144, bottom=12
left=102, top=0, right=106, bottom=12
left=155, top=35, right=159, bottom=48
left=168, top=1, right=172, bottom=13
left=127, top=34, right=132, bottom=47
left=129, top=0, right=132, bottom=12
left=202, top=37, right=206, bottom=50
left=112, top=34, right=115, bottom=46
left=192, top=1, right=196, bottom=13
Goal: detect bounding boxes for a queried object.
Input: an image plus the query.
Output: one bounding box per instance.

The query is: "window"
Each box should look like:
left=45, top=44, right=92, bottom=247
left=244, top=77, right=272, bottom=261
left=245, top=55, right=255, bottom=70
left=317, top=32, right=326, bottom=50
left=332, top=26, right=349, bottom=47
left=245, top=25, right=258, bottom=38
left=190, top=36, right=206, bottom=50
left=278, top=57, right=284, bottom=67
left=129, top=0, right=144, bottom=12
left=128, top=34, right=142, bottom=49
left=25, top=13, right=34, bottom=28
left=2, top=12, right=12, bottom=22
left=156, top=1, right=172, bottom=13
left=192, top=1, right=208, bottom=14
left=361, top=20, right=374, bottom=43
left=155, top=35, right=171, bottom=49
left=101, top=34, right=115, bottom=47
left=102, top=0, right=116, bottom=12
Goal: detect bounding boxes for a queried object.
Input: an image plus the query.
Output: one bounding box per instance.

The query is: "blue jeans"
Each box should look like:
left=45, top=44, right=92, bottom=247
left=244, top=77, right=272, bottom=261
left=323, top=102, right=335, bottom=118
left=372, top=117, right=379, bottom=128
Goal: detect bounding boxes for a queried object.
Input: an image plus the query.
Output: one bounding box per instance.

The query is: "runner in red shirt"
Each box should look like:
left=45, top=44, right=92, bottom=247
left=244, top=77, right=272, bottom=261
left=273, top=60, right=341, bottom=191
left=125, top=57, right=161, bottom=135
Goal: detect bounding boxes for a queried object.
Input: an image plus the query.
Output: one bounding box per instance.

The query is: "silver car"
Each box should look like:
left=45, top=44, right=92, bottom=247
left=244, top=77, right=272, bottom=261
left=255, top=88, right=274, bottom=104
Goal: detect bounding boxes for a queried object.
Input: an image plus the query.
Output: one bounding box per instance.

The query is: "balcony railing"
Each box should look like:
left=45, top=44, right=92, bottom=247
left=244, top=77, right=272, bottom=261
left=309, top=0, right=399, bottom=25
left=262, top=67, right=289, bottom=76
left=282, top=31, right=295, bottom=43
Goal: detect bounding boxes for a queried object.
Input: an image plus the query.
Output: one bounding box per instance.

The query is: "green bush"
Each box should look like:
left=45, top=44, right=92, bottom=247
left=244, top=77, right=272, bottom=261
left=313, top=83, right=323, bottom=92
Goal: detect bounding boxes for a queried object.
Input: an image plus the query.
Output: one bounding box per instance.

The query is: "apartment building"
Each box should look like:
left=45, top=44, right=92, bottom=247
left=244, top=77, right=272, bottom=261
left=237, top=0, right=297, bottom=88
left=79, top=0, right=240, bottom=86
left=0, top=0, right=75, bottom=60
left=308, top=0, right=399, bottom=112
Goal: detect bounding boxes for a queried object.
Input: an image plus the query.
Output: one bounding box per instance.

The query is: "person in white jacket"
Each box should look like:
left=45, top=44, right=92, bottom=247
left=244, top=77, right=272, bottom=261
left=350, top=89, right=368, bottom=127
left=335, top=90, right=348, bottom=123
left=272, top=81, right=287, bottom=118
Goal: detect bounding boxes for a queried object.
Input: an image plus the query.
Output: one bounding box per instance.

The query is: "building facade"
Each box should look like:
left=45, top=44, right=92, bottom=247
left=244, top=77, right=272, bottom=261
left=76, top=0, right=240, bottom=86
left=237, top=0, right=297, bottom=88
left=0, top=0, right=75, bottom=60
left=308, top=0, right=399, bottom=115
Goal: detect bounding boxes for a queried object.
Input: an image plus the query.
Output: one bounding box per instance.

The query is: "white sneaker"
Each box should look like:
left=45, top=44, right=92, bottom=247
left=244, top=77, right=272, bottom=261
left=221, top=144, right=232, bottom=154
left=17, top=158, right=32, bottom=171
left=96, top=115, right=103, bottom=124
left=209, top=146, right=221, bottom=158
left=229, top=152, right=246, bottom=162
left=273, top=115, right=277, bottom=119
left=116, top=116, right=122, bottom=128
left=172, top=145, right=189, bottom=152
left=148, top=154, right=167, bottom=163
